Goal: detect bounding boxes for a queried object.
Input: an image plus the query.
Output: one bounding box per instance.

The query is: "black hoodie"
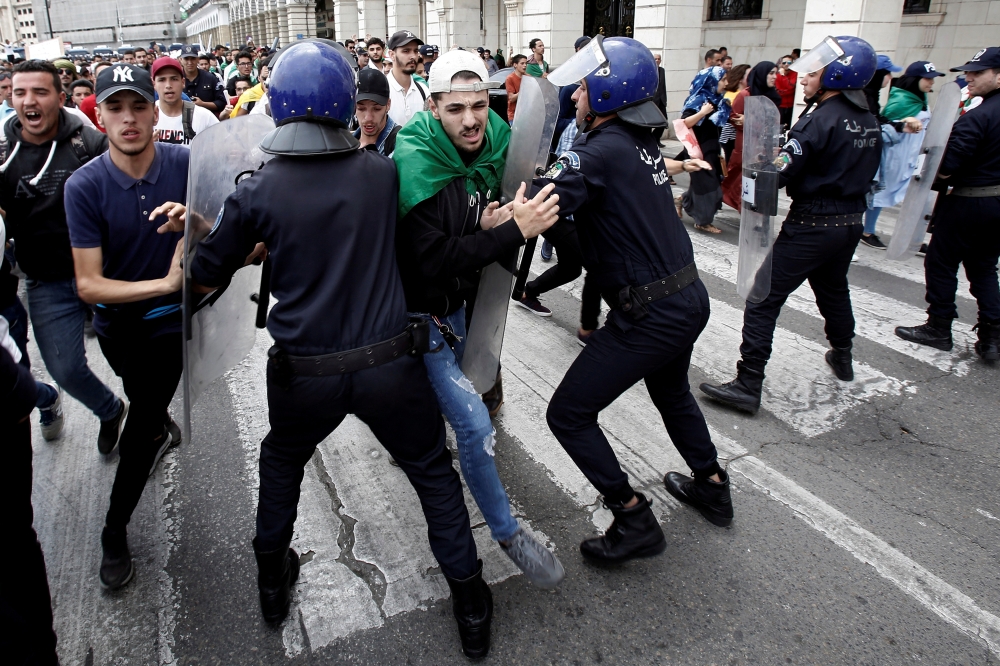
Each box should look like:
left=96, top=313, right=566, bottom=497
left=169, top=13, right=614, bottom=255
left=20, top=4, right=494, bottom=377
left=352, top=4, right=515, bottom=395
left=0, top=109, right=108, bottom=281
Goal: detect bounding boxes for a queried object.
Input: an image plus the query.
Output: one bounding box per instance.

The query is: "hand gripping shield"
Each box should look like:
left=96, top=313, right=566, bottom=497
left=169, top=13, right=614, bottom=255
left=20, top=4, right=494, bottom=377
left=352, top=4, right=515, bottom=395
left=737, top=95, right=782, bottom=303
left=460, top=75, right=559, bottom=393
left=182, top=115, right=275, bottom=443
left=886, top=81, right=962, bottom=261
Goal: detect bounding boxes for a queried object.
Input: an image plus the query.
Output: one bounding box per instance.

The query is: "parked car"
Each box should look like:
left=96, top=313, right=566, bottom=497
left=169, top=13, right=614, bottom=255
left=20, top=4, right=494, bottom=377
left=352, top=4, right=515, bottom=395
left=93, top=45, right=114, bottom=58
left=488, top=67, right=512, bottom=121
left=65, top=47, right=90, bottom=60
left=117, top=44, right=136, bottom=56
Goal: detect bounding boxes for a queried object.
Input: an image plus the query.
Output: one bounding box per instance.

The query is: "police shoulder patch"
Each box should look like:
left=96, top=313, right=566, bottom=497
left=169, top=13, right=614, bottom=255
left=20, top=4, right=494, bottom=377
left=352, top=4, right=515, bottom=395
left=783, top=138, right=803, bottom=155
left=543, top=151, right=580, bottom=179
left=559, top=150, right=581, bottom=169
left=209, top=204, right=225, bottom=235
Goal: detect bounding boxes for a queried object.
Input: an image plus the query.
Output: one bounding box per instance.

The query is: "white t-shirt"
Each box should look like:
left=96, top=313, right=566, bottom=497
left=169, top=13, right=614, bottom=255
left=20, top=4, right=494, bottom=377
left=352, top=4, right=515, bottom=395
left=154, top=102, right=219, bottom=146
left=249, top=92, right=269, bottom=116
left=65, top=105, right=96, bottom=130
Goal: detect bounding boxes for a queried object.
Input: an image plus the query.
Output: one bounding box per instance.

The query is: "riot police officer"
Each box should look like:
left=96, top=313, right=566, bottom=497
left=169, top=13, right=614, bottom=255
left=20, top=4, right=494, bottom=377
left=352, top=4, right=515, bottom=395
left=895, top=46, right=1000, bottom=361
left=164, top=42, right=492, bottom=658
left=700, top=36, right=882, bottom=414
left=535, top=37, right=732, bottom=564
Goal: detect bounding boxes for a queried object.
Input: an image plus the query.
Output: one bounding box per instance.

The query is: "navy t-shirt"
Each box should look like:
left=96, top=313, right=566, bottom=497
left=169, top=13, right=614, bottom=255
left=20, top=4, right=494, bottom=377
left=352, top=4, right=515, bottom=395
left=65, top=143, right=188, bottom=339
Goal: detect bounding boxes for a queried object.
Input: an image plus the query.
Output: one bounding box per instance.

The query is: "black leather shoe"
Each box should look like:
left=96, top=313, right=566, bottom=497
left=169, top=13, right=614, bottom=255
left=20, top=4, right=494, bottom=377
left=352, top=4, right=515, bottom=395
left=445, top=559, right=493, bottom=660
left=974, top=320, right=1000, bottom=361
left=253, top=539, right=300, bottom=624
left=99, top=526, right=134, bottom=590
left=895, top=315, right=953, bottom=351
left=580, top=493, right=666, bottom=564
left=664, top=470, right=734, bottom=527
left=481, top=371, right=504, bottom=418
left=825, top=346, right=854, bottom=381
left=699, top=361, right=764, bottom=414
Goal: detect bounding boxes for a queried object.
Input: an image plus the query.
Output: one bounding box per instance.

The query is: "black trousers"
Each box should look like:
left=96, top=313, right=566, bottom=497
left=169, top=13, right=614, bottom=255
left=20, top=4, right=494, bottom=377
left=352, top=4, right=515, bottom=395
left=258, top=351, right=478, bottom=580
left=0, top=419, right=59, bottom=665
left=740, top=223, right=863, bottom=370
left=924, top=194, right=1000, bottom=322
left=547, top=281, right=719, bottom=504
left=98, top=332, right=183, bottom=531
left=525, top=228, right=603, bottom=330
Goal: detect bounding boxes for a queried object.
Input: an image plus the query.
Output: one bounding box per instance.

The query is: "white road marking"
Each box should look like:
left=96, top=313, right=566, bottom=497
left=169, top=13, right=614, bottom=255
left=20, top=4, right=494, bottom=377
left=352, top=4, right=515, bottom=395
left=29, top=335, right=178, bottom=666
left=502, top=292, right=1000, bottom=658
left=687, top=232, right=976, bottom=375
left=977, top=508, right=1000, bottom=523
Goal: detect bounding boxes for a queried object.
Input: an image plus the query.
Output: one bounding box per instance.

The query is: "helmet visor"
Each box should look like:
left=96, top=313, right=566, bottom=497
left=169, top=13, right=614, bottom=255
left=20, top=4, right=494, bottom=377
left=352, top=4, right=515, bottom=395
left=790, top=36, right=844, bottom=75
left=548, top=35, right=608, bottom=87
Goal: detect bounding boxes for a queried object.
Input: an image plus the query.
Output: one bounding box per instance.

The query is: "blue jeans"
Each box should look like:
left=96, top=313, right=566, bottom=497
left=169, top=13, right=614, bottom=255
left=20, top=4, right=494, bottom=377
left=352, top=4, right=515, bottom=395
left=1, top=296, right=58, bottom=409
left=864, top=207, right=881, bottom=235
left=413, top=308, right=520, bottom=542
left=25, top=279, right=120, bottom=421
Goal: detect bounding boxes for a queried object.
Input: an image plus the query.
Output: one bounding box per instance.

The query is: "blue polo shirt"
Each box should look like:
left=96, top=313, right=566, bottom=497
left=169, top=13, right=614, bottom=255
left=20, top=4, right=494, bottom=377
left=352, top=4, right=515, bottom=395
left=65, top=143, right=188, bottom=339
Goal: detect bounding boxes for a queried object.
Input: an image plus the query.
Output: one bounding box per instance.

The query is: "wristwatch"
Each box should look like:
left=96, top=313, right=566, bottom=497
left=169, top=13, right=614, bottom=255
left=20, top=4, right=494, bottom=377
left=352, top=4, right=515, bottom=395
left=682, top=159, right=693, bottom=172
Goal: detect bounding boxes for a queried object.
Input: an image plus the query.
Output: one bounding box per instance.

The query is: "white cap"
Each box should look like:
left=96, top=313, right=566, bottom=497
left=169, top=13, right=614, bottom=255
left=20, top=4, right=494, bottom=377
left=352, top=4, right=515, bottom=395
left=427, top=49, right=501, bottom=94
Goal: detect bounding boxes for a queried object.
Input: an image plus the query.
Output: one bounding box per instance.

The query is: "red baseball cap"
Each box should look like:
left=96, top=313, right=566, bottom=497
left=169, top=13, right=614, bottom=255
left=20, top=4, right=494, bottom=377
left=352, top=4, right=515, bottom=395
left=150, top=56, right=184, bottom=79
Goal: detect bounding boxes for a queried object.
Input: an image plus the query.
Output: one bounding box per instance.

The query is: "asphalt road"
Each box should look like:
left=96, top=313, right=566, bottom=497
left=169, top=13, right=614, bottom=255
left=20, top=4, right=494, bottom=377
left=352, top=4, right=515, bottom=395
left=25, top=150, right=1000, bottom=665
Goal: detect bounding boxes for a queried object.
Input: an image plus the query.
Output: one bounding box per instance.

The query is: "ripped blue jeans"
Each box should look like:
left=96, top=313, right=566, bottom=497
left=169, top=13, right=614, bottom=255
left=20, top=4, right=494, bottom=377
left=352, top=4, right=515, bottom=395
left=411, top=307, right=520, bottom=542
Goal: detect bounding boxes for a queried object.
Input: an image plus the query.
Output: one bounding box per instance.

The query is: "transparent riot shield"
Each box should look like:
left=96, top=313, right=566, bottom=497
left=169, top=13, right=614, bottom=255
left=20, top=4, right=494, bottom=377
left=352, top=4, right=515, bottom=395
left=886, top=81, right=962, bottom=261
left=182, top=115, right=276, bottom=443
left=737, top=96, right=782, bottom=303
left=548, top=35, right=608, bottom=87
left=461, top=76, right=560, bottom=393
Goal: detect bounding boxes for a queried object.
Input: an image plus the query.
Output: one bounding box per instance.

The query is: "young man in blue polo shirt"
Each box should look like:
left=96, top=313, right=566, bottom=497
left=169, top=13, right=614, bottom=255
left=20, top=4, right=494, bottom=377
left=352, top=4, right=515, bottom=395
left=64, top=63, right=187, bottom=590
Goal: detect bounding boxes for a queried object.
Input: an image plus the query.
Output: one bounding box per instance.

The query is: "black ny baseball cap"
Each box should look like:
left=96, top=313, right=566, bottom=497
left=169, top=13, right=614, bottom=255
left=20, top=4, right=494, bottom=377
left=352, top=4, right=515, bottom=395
left=95, top=63, right=155, bottom=103
left=950, top=46, right=1000, bottom=72
left=387, top=30, right=423, bottom=51
left=356, top=68, right=390, bottom=105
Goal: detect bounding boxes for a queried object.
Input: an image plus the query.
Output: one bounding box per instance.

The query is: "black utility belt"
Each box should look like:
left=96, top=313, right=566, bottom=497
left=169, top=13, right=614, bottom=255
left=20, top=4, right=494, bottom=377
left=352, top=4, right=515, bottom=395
left=784, top=212, right=864, bottom=227
left=269, top=320, right=430, bottom=380
left=951, top=185, right=1000, bottom=198
left=606, top=262, right=699, bottom=322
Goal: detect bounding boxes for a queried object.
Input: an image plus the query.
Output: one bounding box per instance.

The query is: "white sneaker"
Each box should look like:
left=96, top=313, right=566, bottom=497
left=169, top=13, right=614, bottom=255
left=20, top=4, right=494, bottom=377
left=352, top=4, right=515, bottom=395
left=39, top=390, right=64, bottom=441
left=851, top=253, right=859, bottom=263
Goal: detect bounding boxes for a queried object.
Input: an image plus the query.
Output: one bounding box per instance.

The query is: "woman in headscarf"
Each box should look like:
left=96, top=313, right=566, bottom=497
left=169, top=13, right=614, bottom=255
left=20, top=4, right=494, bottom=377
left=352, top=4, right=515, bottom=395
left=862, top=61, right=941, bottom=250
left=675, top=65, right=729, bottom=233
left=721, top=61, right=781, bottom=213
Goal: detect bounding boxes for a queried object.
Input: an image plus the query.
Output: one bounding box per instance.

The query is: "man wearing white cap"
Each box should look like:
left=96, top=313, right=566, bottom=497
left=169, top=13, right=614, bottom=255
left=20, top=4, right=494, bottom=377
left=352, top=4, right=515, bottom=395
left=391, top=47, right=564, bottom=659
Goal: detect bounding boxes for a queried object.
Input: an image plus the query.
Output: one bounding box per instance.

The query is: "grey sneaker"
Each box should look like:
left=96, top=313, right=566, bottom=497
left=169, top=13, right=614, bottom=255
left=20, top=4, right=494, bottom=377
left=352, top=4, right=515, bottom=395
left=148, top=426, right=180, bottom=476
left=39, top=390, right=64, bottom=441
left=499, top=527, right=565, bottom=589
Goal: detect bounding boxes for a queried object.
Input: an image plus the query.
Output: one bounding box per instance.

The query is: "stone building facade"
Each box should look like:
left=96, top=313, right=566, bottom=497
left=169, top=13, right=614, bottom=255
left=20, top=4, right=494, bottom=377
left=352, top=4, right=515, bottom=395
left=203, top=0, right=996, bottom=119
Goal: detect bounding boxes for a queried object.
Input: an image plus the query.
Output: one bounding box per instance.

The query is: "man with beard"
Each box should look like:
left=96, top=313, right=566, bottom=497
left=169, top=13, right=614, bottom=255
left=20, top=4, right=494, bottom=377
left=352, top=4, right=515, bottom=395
left=367, top=37, right=386, bottom=70
left=393, top=49, right=566, bottom=602
left=64, top=63, right=188, bottom=589
left=354, top=68, right=400, bottom=155
left=386, top=30, right=429, bottom=126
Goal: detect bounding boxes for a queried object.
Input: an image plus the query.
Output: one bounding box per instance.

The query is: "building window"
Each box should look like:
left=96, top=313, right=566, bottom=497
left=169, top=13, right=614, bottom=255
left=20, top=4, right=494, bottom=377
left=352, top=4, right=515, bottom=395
left=709, top=0, right=763, bottom=21
left=902, top=0, right=931, bottom=13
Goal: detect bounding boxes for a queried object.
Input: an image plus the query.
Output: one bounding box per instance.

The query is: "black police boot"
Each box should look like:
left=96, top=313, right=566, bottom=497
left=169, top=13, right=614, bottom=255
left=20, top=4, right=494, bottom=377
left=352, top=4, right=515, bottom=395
left=253, top=538, right=300, bottom=624
left=579, top=492, right=666, bottom=564
left=973, top=320, right=1000, bottom=361
left=99, top=525, right=134, bottom=590
left=664, top=469, right=734, bottom=527
left=825, top=345, right=854, bottom=381
left=481, top=371, right=504, bottom=418
left=699, top=361, right=765, bottom=414
left=444, top=559, right=493, bottom=660
left=894, top=315, right=953, bottom=351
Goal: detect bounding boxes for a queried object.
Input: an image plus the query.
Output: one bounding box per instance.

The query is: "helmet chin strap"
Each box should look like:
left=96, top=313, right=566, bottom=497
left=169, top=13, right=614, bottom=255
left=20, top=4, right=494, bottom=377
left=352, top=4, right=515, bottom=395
left=577, top=110, right=597, bottom=133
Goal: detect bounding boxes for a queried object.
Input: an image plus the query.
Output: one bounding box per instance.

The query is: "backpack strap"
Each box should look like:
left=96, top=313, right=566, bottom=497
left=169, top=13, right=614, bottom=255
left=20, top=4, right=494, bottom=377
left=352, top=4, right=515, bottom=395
left=70, top=129, right=91, bottom=166
left=182, top=101, right=197, bottom=141
left=382, top=125, right=402, bottom=157
left=415, top=79, right=427, bottom=103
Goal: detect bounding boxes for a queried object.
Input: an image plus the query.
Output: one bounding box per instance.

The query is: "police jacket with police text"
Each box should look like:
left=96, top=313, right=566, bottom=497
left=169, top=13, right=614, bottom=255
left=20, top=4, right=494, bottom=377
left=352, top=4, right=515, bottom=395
left=777, top=93, right=881, bottom=216
left=939, top=87, right=1000, bottom=188
left=396, top=177, right=526, bottom=317
left=189, top=150, right=409, bottom=356
left=532, top=118, right=695, bottom=293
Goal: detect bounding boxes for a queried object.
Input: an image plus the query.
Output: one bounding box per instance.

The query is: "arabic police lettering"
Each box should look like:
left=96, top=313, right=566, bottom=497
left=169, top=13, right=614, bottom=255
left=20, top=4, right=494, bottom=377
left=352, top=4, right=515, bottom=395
left=112, top=66, right=134, bottom=83
left=637, top=145, right=668, bottom=185
left=843, top=119, right=877, bottom=148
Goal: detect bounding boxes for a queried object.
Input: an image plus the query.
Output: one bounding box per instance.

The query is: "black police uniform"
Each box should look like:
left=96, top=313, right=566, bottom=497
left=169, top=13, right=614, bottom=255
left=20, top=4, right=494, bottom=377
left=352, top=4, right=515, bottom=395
left=924, top=87, right=1000, bottom=332
left=183, top=69, right=226, bottom=113
left=533, top=118, right=721, bottom=505
left=739, top=93, right=881, bottom=373
left=189, top=149, right=479, bottom=581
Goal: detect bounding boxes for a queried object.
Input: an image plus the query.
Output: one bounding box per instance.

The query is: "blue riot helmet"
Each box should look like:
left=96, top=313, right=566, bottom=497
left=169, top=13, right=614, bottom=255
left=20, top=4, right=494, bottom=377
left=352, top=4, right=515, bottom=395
left=548, top=35, right=666, bottom=130
left=259, top=41, right=359, bottom=156
left=791, top=35, right=876, bottom=109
